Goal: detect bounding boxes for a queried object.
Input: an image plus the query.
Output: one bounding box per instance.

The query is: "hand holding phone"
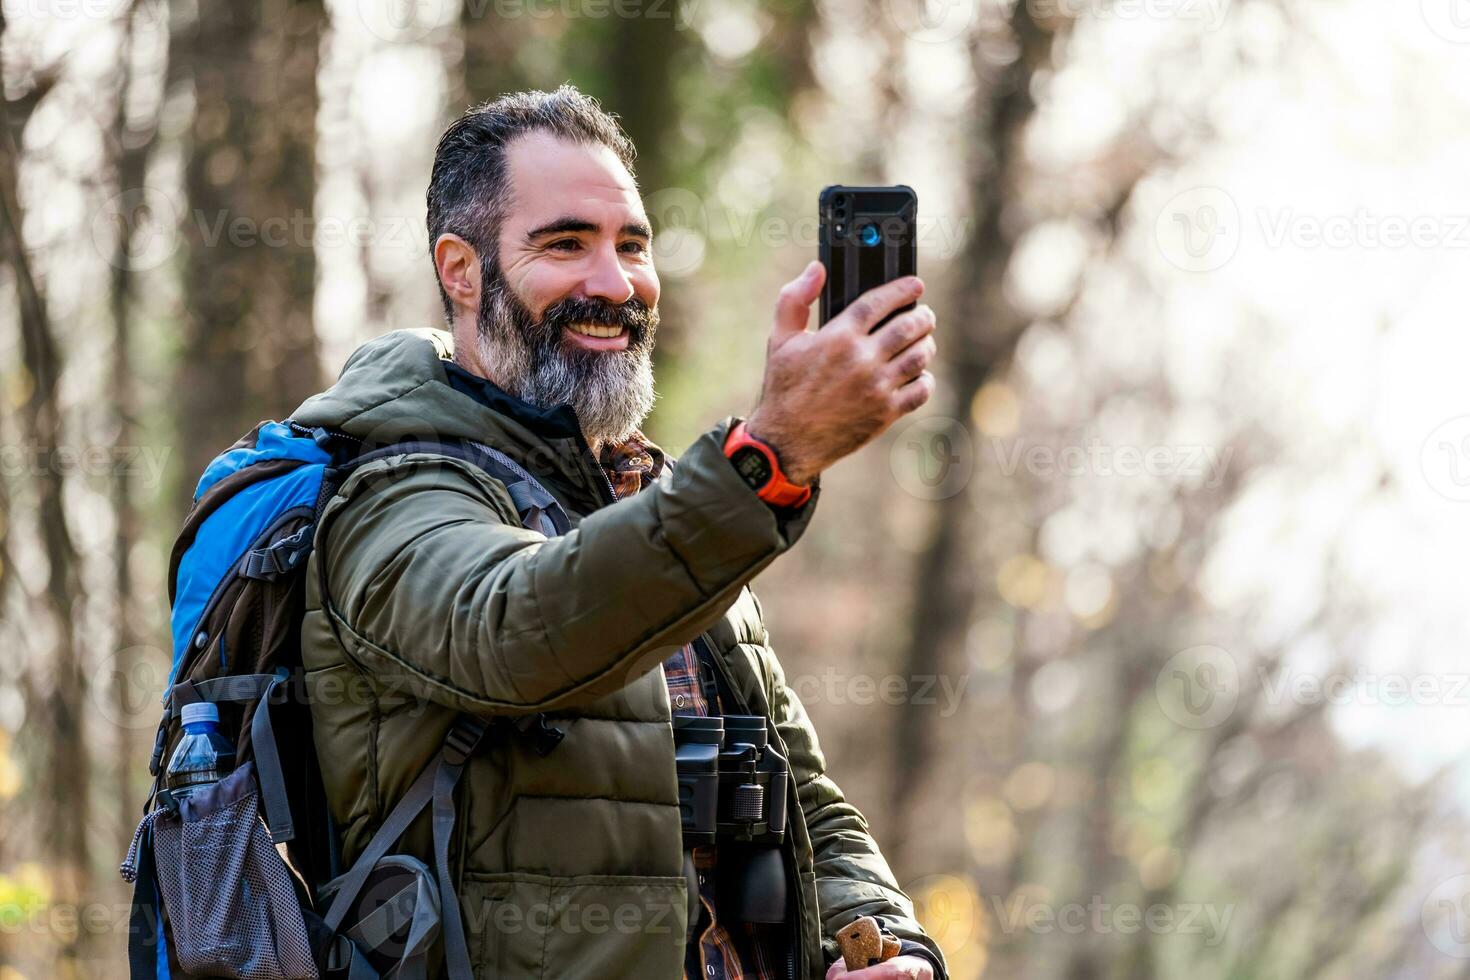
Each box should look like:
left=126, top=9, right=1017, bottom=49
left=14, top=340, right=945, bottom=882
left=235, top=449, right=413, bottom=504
left=744, top=215, right=936, bottom=487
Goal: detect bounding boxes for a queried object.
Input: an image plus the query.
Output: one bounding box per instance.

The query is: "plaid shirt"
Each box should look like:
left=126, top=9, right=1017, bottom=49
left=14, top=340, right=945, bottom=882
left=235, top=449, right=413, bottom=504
left=599, top=433, right=779, bottom=980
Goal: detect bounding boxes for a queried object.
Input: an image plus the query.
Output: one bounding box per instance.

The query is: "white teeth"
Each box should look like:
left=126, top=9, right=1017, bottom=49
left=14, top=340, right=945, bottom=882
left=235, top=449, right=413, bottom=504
left=567, top=323, right=624, bottom=339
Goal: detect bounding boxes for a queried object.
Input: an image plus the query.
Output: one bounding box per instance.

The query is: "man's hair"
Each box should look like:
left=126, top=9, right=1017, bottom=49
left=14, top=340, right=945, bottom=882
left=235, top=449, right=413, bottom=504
left=426, top=85, right=638, bottom=322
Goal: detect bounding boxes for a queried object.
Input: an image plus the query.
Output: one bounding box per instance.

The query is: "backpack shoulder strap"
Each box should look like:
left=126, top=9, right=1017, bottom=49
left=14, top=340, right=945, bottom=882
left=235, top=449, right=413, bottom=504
left=307, top=433, right=572, bottom=980
left=330, top=436, right=571, bottom=537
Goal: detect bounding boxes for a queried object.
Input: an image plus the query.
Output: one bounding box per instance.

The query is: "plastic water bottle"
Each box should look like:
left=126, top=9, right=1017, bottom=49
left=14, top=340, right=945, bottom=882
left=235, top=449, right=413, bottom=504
left=165, top=702, right=236, bottom=804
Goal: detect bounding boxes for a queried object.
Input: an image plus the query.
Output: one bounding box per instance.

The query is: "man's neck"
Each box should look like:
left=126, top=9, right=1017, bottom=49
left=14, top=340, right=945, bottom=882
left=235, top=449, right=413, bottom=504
left=448, top=347, right=603, bottom=457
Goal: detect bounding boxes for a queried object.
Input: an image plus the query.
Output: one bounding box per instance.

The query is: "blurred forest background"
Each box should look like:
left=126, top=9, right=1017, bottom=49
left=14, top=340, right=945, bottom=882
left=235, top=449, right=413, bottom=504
left=5, top=0, right=1470, bottom=977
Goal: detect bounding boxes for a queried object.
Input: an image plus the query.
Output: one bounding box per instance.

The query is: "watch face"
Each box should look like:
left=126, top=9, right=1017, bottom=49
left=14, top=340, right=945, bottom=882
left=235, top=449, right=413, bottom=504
left=731, top=446, right=773, bottom=488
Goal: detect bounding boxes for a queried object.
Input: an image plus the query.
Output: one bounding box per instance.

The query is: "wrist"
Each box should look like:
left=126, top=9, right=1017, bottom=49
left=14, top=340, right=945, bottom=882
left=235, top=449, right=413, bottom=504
left=724, top=419, right=813, bottom=508
left=742, top=413, right=816, bottom=487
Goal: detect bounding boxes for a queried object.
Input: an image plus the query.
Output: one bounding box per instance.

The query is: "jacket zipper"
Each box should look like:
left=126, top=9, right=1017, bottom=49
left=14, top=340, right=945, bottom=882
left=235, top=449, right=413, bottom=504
left=577, top=437, right=619, bottom=506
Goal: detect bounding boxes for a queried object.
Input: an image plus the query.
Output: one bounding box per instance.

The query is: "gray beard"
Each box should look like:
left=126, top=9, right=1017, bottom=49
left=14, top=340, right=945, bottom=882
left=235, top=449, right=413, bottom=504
left=473, top=269, right=658, bottom=448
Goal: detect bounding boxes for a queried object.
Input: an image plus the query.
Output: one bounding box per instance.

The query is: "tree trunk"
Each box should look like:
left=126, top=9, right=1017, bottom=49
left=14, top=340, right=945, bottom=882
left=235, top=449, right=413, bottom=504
left=886, top=2, right=1058, bottom=868
left=106, top=0, right=163, bottom=847
left=459, top=1, right=537, bottom=108
left=0, top=10, right=91, bottom=974
left=169, top=0, right=324, bottom=504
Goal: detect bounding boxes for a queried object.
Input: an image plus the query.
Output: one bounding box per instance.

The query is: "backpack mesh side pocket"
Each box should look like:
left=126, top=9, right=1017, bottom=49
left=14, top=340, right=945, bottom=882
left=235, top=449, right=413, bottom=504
left=151, top=762, right=319, bottom=980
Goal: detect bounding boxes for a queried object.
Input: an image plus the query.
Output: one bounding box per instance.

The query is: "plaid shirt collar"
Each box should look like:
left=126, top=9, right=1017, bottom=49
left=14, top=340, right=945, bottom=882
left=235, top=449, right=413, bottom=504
left=597, top=430, right=666, bottom=499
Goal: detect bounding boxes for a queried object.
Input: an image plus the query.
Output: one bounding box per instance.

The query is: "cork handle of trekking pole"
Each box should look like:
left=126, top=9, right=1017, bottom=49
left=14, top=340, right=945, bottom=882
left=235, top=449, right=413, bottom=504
left=836, top=916, right=902, bottom=972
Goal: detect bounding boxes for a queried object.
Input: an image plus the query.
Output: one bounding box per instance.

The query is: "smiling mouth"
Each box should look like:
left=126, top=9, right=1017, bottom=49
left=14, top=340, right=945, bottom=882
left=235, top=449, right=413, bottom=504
left=566, top=323, right=626, bottom=339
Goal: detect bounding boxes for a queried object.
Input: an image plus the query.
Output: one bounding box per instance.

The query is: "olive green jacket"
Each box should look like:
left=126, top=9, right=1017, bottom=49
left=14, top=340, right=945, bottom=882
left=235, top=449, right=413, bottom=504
left=293, top=329, right=943, bottom=979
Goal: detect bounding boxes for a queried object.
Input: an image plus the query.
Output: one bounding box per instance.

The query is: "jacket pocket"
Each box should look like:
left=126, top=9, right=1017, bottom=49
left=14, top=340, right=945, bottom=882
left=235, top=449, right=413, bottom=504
left=462, top=872, right=688, bottom=980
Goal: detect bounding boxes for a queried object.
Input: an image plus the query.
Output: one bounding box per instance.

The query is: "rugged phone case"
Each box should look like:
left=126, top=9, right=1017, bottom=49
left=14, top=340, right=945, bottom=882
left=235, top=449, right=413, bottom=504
left=818, top=184, right=918, bottom=328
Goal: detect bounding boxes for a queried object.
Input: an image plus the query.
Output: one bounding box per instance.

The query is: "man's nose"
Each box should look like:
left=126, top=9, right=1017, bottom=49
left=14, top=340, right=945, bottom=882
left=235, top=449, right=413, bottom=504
left=580, top=242, right=635, bottom=304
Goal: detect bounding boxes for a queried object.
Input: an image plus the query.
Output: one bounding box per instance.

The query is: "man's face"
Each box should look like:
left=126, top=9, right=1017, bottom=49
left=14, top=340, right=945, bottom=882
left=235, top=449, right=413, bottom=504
left=473, top=132, right=661, bottom=448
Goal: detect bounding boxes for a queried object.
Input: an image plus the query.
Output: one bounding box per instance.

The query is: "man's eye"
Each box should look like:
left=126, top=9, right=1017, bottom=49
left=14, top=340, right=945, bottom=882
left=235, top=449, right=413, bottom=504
left=620, top=240, right=648, bottom=254
left=548, top=239, right=581, bottom=252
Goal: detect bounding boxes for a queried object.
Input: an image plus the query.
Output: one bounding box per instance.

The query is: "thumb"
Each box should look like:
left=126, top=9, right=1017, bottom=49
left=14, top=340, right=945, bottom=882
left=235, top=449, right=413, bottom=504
left=772, top=260, right=825, bottom=343
left=825, top=959, right=849, bottom=979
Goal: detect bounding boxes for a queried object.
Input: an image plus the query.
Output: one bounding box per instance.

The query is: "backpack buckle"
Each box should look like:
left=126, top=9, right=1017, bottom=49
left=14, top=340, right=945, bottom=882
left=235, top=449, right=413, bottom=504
left=242, top=524, right=315, bottom=581
left=513, top=714, right=566, bottom=758
left=442, top=716, right=489, bottom=765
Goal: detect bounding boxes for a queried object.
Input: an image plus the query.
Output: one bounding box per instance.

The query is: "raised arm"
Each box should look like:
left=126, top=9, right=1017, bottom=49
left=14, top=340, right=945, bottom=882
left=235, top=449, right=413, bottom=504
left=312, top=421, right=816, bottom=715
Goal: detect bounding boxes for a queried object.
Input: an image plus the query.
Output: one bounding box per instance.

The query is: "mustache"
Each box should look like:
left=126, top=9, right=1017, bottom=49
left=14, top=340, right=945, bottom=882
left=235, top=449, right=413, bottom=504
left=538, top=295, right=656, bottom=338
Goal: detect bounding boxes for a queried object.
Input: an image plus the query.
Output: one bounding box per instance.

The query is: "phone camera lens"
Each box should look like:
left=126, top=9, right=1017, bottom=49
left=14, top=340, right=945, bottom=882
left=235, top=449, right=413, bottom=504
left=858, top=223, right=881, bottom=247
left=834, top=194, right=847, bottom=207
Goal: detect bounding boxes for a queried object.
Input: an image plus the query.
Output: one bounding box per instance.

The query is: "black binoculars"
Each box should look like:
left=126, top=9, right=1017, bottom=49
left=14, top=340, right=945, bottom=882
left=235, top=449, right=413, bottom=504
left=674, top=714, right=791, bottom=927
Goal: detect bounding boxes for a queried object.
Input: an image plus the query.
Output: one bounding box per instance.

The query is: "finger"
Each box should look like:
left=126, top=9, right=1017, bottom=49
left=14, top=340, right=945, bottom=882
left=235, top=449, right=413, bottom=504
left=843, top=960, right=929, bottom=979
left=832, top=275, right=925, bottom=336
left=826, top=960, right=849, bottom=979
left=892, top=369, right=936, bottom=414
left=886, top=335, right=937, bottom=386
left=870, top=304, right=936, bottom=361
left=773, top=260, right=825, bottom=342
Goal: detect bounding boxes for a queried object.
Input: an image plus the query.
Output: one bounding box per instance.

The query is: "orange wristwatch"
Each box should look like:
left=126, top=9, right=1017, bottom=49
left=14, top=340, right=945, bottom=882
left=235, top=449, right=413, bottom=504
left=723, top=420, right=813, bottom=508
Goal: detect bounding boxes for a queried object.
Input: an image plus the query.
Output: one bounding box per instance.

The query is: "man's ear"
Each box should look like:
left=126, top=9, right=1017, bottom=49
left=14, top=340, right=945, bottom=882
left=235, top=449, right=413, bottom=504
left=434, top=233, right=481, bottom=319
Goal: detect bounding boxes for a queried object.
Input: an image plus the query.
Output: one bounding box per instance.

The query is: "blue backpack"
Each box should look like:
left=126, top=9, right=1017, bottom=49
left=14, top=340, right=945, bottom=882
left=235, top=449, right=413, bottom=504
left=122, top=421, right=569, bottom=980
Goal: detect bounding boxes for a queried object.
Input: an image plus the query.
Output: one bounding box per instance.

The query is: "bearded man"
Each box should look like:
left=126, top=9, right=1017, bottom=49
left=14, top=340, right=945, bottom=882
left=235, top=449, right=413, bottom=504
left=294, top=85, right=944, bottom=980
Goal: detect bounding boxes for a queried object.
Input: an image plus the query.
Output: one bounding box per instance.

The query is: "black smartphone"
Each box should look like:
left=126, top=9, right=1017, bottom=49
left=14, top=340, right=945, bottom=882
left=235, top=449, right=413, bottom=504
left=818, top=184, right=918, bottom=329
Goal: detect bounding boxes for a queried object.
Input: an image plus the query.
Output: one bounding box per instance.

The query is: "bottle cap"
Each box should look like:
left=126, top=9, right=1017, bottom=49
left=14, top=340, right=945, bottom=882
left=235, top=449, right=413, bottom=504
left=180, top=701, right=220, bottom=727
